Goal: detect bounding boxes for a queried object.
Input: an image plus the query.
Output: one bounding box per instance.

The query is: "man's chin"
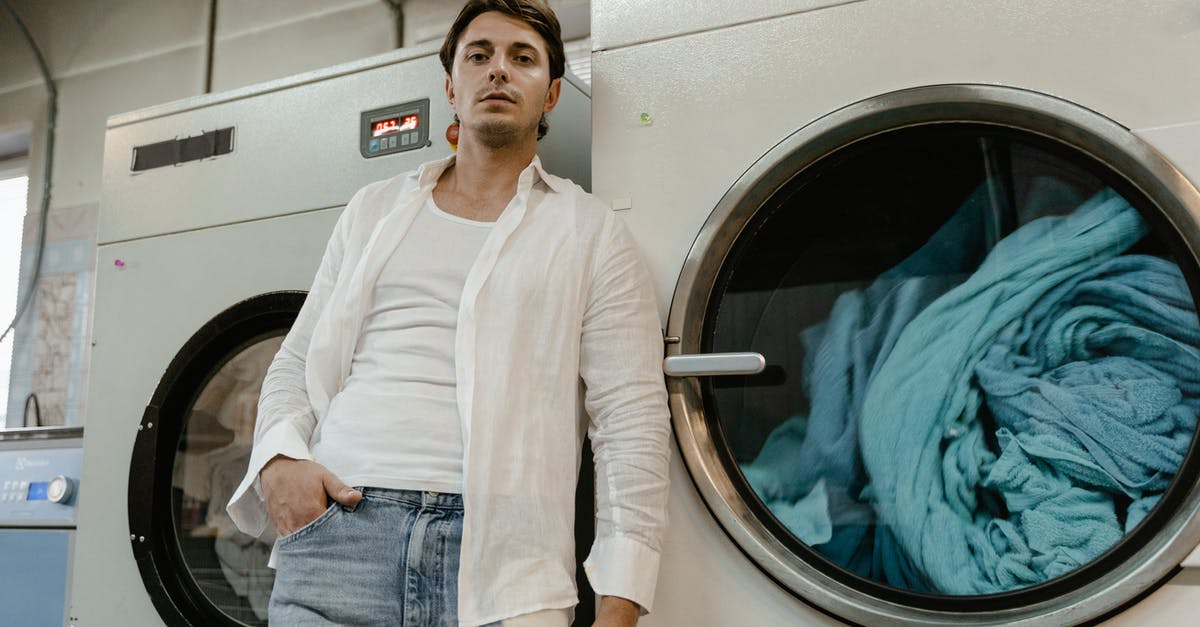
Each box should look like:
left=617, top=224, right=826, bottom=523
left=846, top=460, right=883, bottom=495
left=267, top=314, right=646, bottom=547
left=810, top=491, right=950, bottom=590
left=472, top=119, right=536, bottom=149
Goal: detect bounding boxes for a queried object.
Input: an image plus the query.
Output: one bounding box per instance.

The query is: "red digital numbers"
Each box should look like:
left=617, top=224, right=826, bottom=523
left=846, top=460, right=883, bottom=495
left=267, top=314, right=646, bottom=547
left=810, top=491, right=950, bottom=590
left=373, top=119, right=399, bottom=137
left=372, top=114, right=419, bottom=137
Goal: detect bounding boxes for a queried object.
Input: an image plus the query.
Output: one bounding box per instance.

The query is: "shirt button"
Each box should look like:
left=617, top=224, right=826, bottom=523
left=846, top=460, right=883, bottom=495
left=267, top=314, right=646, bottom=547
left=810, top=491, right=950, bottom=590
left=427, top=491, right=439, bottom=498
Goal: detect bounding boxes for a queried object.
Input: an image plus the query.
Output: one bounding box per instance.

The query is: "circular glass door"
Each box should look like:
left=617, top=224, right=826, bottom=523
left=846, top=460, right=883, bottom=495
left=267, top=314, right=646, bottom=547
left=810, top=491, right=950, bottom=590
left=129, top=292, right=304, bottom=626
left=667, top=85, right=1200, bottom=624
left=172, top=335, right=282, bottom=625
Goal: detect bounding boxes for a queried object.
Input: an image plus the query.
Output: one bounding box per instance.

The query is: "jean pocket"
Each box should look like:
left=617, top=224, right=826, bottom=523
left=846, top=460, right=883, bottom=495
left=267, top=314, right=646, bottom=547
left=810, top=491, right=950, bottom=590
left=277, top=501, right=341, bottom=547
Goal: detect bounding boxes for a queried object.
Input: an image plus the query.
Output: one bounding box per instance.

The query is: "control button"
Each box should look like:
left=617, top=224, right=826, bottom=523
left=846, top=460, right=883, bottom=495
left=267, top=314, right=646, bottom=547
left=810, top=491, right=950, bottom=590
left=400, top=134, right=410, bottom=147
left=47, top=476, right=76, bottom=504
left=369, top=138, right=380, bottom=153
left=18, top=481, right=28, bottom=491
left=3, top=481, right=11, bottom=490
left=388, top=136, right=397, bottom=149
left=407, top=132, right=418, bottom=146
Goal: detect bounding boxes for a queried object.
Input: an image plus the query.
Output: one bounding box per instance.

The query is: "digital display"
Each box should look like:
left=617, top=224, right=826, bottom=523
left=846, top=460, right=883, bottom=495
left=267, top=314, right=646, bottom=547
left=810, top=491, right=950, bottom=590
left=372, top=114, right=419, bottom=137
left=27, top=481, right=48, bottom=501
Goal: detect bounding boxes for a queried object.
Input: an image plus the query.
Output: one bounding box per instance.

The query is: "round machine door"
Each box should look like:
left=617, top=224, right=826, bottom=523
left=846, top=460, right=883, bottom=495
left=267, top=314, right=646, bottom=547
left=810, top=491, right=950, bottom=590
left=665, top=85, right=1200, bottom=625
left=128, top=292, right=304, bottom=626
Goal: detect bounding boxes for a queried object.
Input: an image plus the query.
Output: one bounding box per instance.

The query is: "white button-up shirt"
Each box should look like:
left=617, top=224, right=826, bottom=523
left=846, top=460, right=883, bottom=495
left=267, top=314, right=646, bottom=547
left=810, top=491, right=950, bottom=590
left=227, top=155, right=671, bottom=626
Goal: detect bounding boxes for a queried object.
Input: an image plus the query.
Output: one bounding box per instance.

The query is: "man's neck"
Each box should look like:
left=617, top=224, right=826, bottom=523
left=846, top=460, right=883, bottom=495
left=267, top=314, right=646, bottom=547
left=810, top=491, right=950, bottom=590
left=434, top=136, right=538, bottom=221
left=453, top=136, right=536, bottom=195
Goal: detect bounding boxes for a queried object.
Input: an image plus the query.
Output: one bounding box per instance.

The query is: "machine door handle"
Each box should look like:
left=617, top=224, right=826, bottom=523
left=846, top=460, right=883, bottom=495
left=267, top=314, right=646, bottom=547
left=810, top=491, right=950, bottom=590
left=662, top=352, right=766, bottom=377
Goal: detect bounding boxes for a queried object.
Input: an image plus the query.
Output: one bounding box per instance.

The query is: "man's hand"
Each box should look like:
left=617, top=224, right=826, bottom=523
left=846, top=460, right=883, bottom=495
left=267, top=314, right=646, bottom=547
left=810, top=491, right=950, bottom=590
left=593, top=595, right=639, bottom=627
left=260, top=455, right=362, bottom=537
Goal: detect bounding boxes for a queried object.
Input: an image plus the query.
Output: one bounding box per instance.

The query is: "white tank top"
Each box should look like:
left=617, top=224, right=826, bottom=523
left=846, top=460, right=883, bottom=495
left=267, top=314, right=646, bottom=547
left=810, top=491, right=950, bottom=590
left=312, top=197, right=492, bottom=493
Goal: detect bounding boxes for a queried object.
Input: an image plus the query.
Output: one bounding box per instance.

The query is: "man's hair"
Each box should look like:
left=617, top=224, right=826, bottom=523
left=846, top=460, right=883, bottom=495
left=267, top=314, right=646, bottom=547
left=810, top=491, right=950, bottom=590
left=439, top=0, right=565, bottom=140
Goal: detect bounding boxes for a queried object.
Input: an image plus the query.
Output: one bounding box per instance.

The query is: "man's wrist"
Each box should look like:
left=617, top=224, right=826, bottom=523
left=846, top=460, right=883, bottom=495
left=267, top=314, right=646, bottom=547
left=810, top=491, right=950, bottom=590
left=596, top=595, right=639, bottom=621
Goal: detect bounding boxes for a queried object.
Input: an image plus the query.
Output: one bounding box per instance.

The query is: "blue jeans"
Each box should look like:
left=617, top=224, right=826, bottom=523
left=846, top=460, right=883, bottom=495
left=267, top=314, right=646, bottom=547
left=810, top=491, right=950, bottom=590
left=269, top=487, right=495, bottom=626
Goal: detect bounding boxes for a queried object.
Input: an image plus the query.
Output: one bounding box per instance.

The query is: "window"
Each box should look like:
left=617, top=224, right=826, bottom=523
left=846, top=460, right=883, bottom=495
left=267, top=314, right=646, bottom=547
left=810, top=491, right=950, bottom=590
left=0, top=167, right=28, bottom=428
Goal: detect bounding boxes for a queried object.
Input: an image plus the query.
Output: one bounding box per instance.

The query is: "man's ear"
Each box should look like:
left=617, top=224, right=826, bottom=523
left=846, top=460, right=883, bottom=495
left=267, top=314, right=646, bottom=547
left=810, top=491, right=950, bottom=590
left=543, top=77, right=562, bottom=113
left=445, top=74, right=456, bottom=108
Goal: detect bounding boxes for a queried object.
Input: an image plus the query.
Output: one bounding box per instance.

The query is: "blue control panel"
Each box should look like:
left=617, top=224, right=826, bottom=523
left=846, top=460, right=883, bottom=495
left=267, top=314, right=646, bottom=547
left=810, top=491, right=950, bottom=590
left=0, top=444, right=81, bottom=527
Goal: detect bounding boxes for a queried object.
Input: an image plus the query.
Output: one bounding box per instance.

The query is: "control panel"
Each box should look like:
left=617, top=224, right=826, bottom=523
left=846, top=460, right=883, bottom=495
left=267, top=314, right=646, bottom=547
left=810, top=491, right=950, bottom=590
left=360, top=99, right=431, bottom=158
left=0, top=444, right=81, bottom=527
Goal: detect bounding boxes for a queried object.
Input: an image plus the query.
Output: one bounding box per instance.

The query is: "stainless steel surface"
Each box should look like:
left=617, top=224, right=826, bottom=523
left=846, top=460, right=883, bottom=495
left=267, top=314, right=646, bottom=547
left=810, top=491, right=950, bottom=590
left=664, top=84, right=1200, bottom=625
left=662, top=353, right=765, bottom=376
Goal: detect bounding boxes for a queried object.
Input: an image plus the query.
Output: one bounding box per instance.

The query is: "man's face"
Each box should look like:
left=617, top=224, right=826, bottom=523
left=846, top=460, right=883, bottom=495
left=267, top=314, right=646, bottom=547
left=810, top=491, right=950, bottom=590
left=446, top=11, right=560, bottom=149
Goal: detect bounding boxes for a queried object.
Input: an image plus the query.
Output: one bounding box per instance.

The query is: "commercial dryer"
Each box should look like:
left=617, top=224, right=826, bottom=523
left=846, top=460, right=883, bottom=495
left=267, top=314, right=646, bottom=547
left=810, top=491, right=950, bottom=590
left=69, top=43, right=592, bottom=626
left=591, top=1, right=1200, bottom=624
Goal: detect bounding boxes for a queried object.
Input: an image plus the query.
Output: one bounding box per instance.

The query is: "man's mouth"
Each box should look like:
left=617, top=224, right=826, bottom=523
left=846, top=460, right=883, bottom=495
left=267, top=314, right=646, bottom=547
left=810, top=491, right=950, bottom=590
left=481, top=91, right=516, bottom=103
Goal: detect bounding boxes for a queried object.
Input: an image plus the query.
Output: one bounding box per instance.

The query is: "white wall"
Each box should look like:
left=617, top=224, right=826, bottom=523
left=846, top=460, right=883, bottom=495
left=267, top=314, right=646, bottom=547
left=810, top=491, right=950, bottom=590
left=0, top=0, right=588, bottom=426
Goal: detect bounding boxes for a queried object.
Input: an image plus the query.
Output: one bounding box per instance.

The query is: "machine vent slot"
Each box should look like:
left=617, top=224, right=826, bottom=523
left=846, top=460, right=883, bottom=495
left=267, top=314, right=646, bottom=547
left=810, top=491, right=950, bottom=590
left=130, top=127, right=235, bottom=171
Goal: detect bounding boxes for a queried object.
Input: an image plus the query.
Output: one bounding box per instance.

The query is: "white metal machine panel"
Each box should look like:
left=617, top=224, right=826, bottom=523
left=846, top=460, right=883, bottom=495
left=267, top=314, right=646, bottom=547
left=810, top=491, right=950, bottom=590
left=593, top=0, right=1200, bottom=316
left=70, top=209, right=340, bottom=626
left=592, top=0, right=1200, bottom=625
left=590, top=0, right=853, bottom=51
left=98, top=43, right=592, bottom=245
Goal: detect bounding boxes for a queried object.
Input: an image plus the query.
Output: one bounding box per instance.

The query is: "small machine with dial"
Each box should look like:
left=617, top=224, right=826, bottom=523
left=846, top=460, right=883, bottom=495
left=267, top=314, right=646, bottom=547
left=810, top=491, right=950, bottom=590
left=0, top=428, right=82, bottom=627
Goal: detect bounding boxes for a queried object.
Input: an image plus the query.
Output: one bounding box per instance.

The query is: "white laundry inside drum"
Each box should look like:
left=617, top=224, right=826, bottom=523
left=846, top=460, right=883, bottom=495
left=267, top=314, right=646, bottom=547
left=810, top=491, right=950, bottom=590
left=707, top=124, right=1200, bottom=597
left=171, top=336, right=283, bottom=625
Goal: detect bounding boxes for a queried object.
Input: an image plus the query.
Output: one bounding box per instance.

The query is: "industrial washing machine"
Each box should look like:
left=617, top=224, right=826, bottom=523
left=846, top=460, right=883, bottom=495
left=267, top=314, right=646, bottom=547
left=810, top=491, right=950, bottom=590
left=591, top=0, right=1200, bottom=624
left=68, top=42, right=592, bottom=626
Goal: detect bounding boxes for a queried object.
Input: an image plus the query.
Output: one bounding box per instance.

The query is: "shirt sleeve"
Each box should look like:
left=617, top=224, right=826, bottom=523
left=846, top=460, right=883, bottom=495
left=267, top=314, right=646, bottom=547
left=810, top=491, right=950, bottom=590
left=579, top=210, right=672, bottom=614
left=225, top=186, right=363, bottom=537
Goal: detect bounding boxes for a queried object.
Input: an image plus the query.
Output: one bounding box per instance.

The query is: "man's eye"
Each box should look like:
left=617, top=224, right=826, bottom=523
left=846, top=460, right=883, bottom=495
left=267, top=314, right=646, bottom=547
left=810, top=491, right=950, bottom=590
left=516, top=55, right=533, bottom=64
left=468, top=52, right=487, bottom=62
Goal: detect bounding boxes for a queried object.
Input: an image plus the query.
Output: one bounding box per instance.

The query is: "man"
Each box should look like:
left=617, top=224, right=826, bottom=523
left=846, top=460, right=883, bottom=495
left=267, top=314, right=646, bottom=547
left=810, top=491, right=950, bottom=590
left=226, top=1, right=671, bottom=626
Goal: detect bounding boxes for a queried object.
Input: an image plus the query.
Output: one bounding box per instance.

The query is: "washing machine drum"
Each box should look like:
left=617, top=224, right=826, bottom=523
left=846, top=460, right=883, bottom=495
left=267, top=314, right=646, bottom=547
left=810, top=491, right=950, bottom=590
left=667, top=86, right=1200, bottom=624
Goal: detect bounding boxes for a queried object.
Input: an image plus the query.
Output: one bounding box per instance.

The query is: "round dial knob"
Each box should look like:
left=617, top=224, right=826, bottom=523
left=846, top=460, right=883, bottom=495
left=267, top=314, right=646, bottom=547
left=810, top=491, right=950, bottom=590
left=47, top=475, right=75, bottom=504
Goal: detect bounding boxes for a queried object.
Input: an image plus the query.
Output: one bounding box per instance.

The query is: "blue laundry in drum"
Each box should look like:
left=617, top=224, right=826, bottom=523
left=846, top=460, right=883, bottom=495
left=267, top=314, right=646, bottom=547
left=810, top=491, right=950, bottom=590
left=741, top=179, right=1006, bottom=588
left=858, top=189, right=1200, bottom=594
left=977, top=254, right=1200, bottom=497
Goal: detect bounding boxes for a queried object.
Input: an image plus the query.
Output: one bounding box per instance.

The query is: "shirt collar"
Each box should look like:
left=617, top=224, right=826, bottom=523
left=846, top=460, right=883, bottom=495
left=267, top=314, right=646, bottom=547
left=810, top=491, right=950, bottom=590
left=413, top=153, right=569, bottom=195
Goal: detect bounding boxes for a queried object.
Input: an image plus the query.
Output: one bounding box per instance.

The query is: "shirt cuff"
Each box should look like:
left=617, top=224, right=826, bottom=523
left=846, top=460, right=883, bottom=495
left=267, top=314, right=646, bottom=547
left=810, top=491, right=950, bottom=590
left=225, top=421, right=314, bottom=538
left=582, top=533, right=662, bottom=614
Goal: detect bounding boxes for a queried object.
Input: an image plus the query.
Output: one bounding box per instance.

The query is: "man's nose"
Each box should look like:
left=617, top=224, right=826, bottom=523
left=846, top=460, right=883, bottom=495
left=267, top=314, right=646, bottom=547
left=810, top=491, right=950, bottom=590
left=488, top=57, right=509, bottom=82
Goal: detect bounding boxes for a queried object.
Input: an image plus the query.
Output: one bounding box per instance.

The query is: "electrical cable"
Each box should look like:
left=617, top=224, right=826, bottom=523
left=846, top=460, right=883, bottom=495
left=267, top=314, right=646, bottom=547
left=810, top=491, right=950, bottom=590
left=0, top=0, right=57, bottom=346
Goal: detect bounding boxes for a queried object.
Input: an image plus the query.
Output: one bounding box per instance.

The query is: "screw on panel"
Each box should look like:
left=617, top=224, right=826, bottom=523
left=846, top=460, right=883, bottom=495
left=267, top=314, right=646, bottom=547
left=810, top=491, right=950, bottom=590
left=130, top=534, right=136, bottom=540
left=139, top=536, right=145, bottom=542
